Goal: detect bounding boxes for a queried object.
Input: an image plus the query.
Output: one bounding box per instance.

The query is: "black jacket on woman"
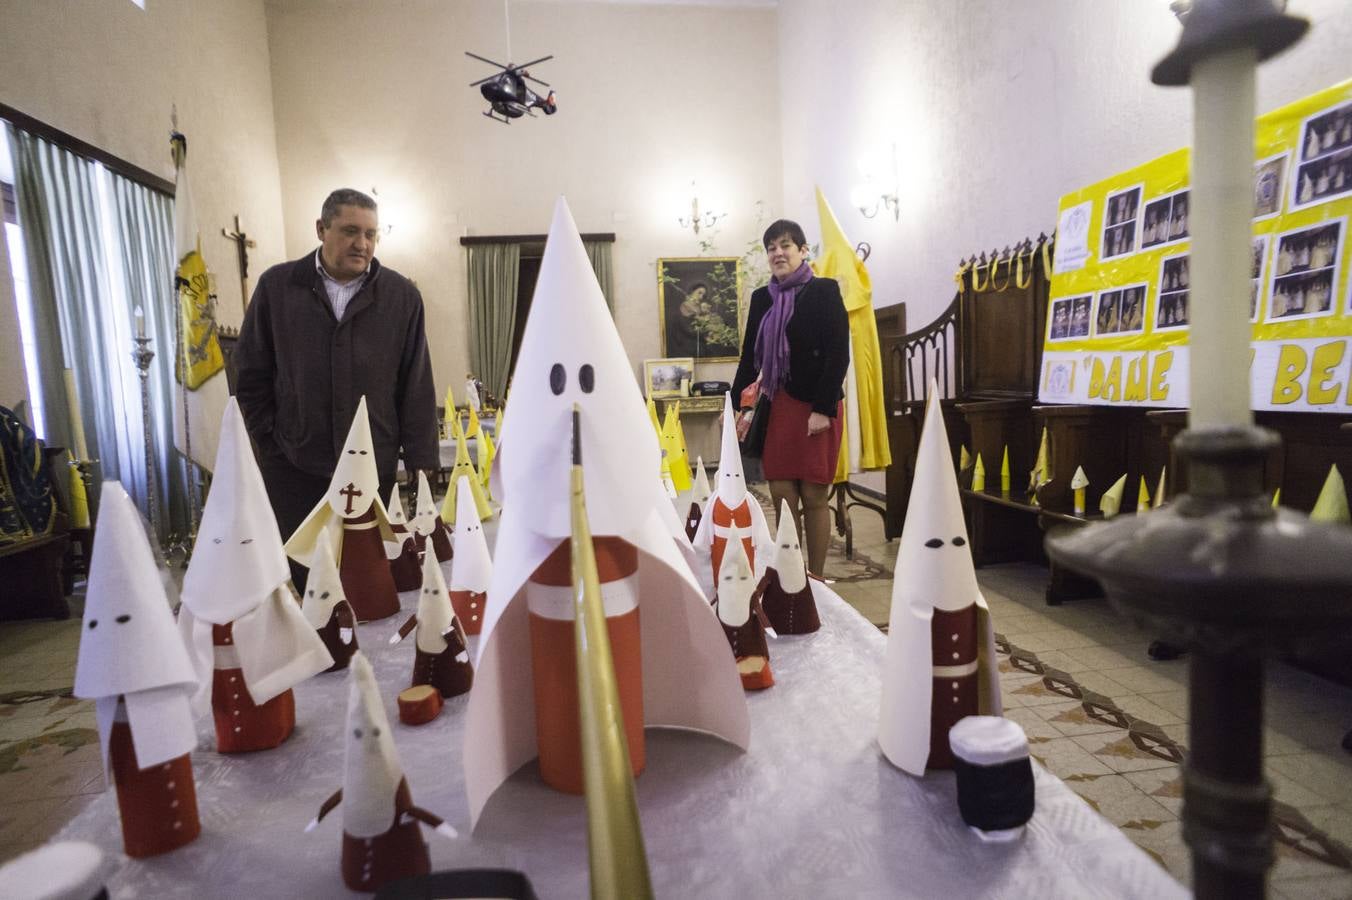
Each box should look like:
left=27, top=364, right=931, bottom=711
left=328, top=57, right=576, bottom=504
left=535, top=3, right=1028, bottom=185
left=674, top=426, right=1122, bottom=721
left=731, top=276, right=851, bottom=416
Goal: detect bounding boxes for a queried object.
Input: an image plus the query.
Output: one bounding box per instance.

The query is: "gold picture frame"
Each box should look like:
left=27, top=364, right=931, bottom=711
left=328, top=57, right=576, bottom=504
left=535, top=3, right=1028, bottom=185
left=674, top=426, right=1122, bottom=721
left=643, top=357, right=695, bottom=399
left=657, top=257, right=743, bottom=362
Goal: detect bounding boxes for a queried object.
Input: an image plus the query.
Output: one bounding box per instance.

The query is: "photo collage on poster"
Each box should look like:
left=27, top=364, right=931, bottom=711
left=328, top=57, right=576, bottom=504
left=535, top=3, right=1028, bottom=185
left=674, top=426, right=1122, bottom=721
left=1254, top=153, right=1288, bottom=220
left=1100, top=186, right=1141, bottom=260
left=1094, top=283, right=1148, bottom=337
left=1292, top=100, right=1352, bottom=210
left=1251, top=235, right=1269, bottom=321
left=1047, top=294, right=1092, bottom=342
left=1155, top=255, right=1189, bottom=331
left=1141, top=189, right=1190, bottom=250
left=1268, top=217, right=1344, bottom=321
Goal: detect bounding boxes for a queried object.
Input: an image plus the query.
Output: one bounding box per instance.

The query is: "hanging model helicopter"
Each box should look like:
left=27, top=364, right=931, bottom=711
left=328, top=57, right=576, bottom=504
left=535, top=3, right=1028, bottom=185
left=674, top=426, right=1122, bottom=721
left=466, top=52, right=558, bottom=124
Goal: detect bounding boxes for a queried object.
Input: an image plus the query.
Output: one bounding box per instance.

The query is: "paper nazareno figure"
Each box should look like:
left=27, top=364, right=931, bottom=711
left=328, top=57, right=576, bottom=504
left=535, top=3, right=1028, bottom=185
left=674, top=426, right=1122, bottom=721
left=714, top=526, right=775, bottom=691
left=757, top=499, right=821, bottom=635
left=440, top=414, right=493, bottom=525
left=1154, top=466, right=1167, bottom=509
left=1312, top=464, right=1350, bottom=523
left=879, top=383, right=1001, bottom=776
left=74, top=482, right=201, bottom=857
left=385, top=484, right=423, bottom=592
left=1029, top=426, right=1050, bottom=502
left=477, top=423, right=497, bottom=501
left=463, top=198, right=748, bottom=827
left=972, top=453, right=987, bottom=492
left=1100, top=473, right=1127, bottom=519
left=285, top=397, right=401, bottom=622
left=685, top=456, right=711, bottom=541
left=303, top=538, right=360, bottom=672
left=179, top=398, right=333, bottom=753
left=1136, top=476, right=1152, bottom=513
left=391, top=548, right=474, bottom=698
left=449, top=474, right=493, bottom=635
left=692, top=393, right=773, bottom=585
left=1071, top=465, right=1089, bottom=517
left=307, top=652, right=455, bottom=892
left=411, top=470, right=453, bottom=564
left=999, top=445, right=1011, bottom=494
left=660, top=402, right=692, bottom=493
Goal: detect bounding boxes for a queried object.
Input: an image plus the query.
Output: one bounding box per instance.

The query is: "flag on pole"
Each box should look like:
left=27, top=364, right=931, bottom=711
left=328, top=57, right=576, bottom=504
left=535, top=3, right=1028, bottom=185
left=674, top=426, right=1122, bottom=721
left=813, top=187, right=891, bottom=482
left=170, top=131, right=227, bottom=470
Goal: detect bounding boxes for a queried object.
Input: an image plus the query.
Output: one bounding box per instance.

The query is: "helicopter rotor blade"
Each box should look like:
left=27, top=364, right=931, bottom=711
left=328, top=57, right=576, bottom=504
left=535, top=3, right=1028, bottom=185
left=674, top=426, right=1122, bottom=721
left=524, top=74, right=551, bottom=88
left=465, top=51, right=509, bottom=70
left=514, top=54, right=554, bottom=70
left=469, top=74, right=503, bottom=87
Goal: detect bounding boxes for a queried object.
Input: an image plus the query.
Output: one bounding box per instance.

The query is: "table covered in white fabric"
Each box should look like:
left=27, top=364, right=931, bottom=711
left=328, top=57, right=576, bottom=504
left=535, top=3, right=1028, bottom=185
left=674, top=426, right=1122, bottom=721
left=57, top=579, right=1185, bottom=899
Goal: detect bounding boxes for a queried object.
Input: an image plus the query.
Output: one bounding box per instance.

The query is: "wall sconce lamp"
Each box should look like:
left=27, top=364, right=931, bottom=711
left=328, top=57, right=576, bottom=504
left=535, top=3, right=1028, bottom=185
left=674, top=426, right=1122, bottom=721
left=677, top=181, right=726, bottom=234
left=850, top=144, right=900, bottom=220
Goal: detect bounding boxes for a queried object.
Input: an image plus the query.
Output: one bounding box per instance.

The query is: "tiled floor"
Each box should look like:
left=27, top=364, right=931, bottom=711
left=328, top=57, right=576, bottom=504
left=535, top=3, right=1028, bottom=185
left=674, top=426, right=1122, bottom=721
left=4, top=491, right=1352, bottom=897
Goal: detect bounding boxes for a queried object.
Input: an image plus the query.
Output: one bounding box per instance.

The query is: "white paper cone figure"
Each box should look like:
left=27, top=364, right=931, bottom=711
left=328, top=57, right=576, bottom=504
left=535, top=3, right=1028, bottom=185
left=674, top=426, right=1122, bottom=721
left=714, top=526, right=774, bottom=690
left=448, top=475, right=492, bottom=635
left=463, top=197, right=748, bottom=828
left=74, top=482, right=201, bottom=857
left=309, top=652, right=452, bottom=892
left=385, top=484, right=422, bottom=588
left=178, top=398, right=331, bottom=752
left=684, top=456, right=712, bottom=541
left=285, top=397, right=400, bottom=621
left=879, top=382, right=1001, bottom=776
left=303, top=538, right=360, bottom=671
left=412, top=470, right=454, bottom=563
left=392, top=550, right=474, bottom=697
left=692, top=394, right=772, bottom=586
left=759, top=498, right=821, bottom=634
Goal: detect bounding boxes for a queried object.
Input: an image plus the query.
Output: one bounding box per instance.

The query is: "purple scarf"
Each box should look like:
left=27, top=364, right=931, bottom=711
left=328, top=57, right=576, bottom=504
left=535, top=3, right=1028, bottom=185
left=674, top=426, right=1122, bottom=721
left=755, top=262, right=813, bottom=400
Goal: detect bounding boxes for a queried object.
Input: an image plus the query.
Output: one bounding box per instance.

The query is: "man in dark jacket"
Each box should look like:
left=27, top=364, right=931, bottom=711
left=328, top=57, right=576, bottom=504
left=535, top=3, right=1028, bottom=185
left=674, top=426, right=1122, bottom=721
left=234, top=188, right=438, bottom=590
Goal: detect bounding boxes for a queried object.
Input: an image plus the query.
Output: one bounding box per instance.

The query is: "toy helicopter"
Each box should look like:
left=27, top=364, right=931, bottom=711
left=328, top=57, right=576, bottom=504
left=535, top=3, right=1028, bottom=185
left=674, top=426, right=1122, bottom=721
left=466, top=52, right=558, bottom=124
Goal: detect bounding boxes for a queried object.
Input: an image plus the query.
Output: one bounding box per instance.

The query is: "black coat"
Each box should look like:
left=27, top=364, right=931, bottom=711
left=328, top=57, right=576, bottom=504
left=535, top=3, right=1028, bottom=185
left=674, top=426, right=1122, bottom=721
left=732, top=276, right=850, bottom=416
left=234, top=253, right=438, bottom=480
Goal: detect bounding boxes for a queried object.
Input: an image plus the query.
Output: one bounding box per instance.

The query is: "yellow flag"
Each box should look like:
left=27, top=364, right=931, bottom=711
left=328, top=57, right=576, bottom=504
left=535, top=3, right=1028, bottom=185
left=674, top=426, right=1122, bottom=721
left=813, top=187, right=891, bottom=475
left=67, top=453, right=90, bottom=530
left=660, top=402, right=692, bottom=492
left=1311, top=464, right=1350, bottom=524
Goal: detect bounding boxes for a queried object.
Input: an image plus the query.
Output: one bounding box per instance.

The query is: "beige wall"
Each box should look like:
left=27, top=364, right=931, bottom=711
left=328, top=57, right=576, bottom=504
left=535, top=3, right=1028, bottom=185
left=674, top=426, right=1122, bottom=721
left=264, top=0, right=782, bottom=396
left=0, top=0, right=288, bottom=403
left=778, top=0, right=1352, bottom=332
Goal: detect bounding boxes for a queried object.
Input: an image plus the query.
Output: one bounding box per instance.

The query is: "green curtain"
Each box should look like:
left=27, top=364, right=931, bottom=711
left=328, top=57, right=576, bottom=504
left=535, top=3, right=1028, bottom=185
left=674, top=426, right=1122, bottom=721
left=584, top=240, right=614, bottom=313
left=5, top=123, right=186, bottom=540
left=466, top=242, right=520, bottom=400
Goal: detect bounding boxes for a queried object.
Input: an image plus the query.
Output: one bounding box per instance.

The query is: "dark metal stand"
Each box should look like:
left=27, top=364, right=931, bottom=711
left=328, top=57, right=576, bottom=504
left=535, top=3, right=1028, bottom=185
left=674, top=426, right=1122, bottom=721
left=829, top=481, right=887, bottom=560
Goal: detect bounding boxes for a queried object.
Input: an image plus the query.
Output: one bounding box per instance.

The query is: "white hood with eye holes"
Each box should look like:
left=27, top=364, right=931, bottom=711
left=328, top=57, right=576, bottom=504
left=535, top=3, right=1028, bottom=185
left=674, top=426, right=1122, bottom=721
left=716, top=525, right=755, bottom=627
left=715, top=393, right=747, bottom=507
left=770, top=499, right=807, bottom=594
left=344, top=652, right=405, bottom=837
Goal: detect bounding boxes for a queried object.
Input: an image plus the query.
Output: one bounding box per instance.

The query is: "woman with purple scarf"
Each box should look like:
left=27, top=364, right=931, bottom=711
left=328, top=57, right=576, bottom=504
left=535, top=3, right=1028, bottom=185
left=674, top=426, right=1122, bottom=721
left=731, top=219, right=850, bottom=577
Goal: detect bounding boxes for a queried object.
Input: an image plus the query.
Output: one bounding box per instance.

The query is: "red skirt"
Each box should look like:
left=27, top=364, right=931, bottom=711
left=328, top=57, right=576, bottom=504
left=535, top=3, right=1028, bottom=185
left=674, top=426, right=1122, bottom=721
left=762, top=393, right=843, bottom=484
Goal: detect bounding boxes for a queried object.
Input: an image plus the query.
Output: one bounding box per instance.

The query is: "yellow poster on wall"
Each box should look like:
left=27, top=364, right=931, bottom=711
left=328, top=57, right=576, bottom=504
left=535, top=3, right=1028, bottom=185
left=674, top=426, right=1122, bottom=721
left=1039, top=78, right=1352, bottom=414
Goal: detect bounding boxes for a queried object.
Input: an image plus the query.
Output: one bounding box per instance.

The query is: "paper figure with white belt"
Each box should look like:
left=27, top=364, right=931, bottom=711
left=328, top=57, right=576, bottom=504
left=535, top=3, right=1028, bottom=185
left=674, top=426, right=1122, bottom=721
left=391, top=546, right=474, bottom=698
left=448, top=474, right=492, bottom=635
left=178, top=398, right=333, bottom=753
left=74, top=482, right=201, bottom=858
left=879, top=383, right=1001, bottom=775
left=462, top=197, right=749, bottom=827
left=692, top=395, right=773, bottom=587
left=306, top=652, right=455, bottom=892
left=285, top=397, right=400, bottom=622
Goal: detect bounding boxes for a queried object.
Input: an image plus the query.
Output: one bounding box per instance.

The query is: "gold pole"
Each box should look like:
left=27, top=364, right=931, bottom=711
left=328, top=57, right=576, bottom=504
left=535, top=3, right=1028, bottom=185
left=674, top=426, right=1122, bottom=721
left=569, top=406, right=654, bottom=900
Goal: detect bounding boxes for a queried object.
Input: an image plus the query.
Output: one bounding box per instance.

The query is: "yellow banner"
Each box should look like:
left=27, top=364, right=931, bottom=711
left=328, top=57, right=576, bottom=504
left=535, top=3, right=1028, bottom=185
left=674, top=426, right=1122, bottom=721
left=175, top=249, right=225, bottom=390
left=1040, top=79, right=1352, bottom=413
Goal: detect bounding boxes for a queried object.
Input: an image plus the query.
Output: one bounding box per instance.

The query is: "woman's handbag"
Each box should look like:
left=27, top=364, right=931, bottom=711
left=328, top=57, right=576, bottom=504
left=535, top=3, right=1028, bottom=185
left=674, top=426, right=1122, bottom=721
left=736, top=380, right=771, bottom=458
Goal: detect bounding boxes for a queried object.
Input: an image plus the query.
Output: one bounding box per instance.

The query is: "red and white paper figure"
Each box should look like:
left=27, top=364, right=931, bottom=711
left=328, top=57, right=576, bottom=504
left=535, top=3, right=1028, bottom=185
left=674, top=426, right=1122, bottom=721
left=448, top=475, right=492, bottom=635
left=302, top=538, right=360, bottom=672
left=462, top=197, right=748, bottom=827
left=385, top=484, right=422, bottom=591
left=757, top=499, right=821, bottom=635
left=285, top=397, right=400, bottom=621
left=879, top=383, right=1001, bottom=775
left=692, top=395, right=772, bottom=588
left=391, top=548, right=474, bottom=698
left=713, top=526, right=775, bottom=691
left=74, top=482, right=201, bottom=858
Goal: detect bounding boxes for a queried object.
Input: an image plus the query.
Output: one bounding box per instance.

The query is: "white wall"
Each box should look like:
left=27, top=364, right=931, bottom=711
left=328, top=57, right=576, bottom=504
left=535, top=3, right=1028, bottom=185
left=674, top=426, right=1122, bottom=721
left=778, top=0, right=1352, bottom=331
left=0, top=0, right=288, bottom=394
left=264, top=0, right=782, bottom=394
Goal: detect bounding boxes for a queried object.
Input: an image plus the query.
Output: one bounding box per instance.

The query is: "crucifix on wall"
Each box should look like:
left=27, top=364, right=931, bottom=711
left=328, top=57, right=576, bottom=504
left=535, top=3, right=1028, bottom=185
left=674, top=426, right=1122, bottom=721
left=221, top=214, right=256, bottom=314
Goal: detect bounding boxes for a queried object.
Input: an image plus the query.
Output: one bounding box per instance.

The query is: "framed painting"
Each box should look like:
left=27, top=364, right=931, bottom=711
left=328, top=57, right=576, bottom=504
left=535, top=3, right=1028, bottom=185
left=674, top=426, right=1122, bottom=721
left=657, top=257, right=743, bottom=362
left=644, top=357, right=695, bottom=399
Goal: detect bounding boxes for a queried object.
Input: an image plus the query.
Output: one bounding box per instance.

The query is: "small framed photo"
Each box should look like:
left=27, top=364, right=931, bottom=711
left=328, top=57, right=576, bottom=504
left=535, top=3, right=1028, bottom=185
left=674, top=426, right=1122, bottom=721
left=1047, top=295, right=1091, bottom=342
left=1101, top=185, right=1143, bottom=260
left=1267, top=217, right=1344, bottom=321
left=1094, top=282, right=1148, bottom=337
left=1251, top=235, right=1270, bottom=322
left=1155, top=253, right=1190, bottom=332
left=1141, top=189, right=1189, bottom=250
left=658, top=257, right=743, bottom=361
left=1253, top=153, right=1288, bottom=220
left=644, top=357, right=695, bottom=399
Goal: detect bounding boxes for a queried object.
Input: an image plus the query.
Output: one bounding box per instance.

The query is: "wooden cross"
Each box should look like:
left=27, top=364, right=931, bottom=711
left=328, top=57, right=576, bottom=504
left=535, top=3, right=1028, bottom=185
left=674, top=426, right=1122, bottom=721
left=221, top=214, right=256, bottom=315
left=339, top=483, right=363, bottom=515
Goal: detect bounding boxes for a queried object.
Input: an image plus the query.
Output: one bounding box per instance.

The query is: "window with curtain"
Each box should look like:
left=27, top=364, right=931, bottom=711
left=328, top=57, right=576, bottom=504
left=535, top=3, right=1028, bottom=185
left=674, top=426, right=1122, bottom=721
left=4, top=121, right=189, bottom=540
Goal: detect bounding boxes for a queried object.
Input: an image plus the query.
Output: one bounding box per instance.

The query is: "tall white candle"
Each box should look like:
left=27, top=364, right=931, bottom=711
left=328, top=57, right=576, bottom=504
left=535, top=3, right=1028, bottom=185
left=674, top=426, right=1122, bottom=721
left=134, top=305, right=145, bottom=338
left=1188, top=47, right=1257, bottom=429
left=62, top=368, right=90, bottom=460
